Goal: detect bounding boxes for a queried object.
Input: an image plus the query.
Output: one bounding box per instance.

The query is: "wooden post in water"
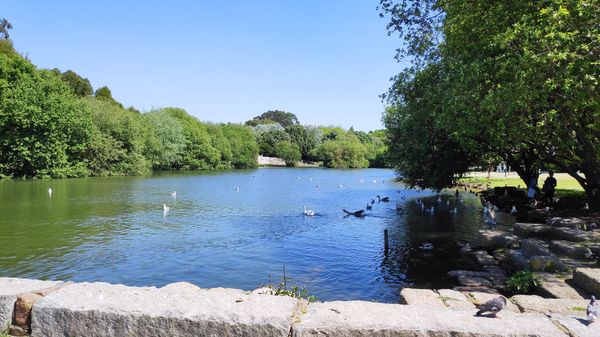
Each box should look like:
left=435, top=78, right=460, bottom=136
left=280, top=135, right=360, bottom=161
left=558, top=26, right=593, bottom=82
left=384, top=229, right=389, bottom=255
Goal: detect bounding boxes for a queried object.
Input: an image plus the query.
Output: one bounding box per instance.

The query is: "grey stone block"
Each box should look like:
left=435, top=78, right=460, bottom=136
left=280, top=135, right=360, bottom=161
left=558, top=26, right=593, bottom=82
left=292, top=300, right=564, bottom=337
left=31, top=281, right=297, bottom=337
left=0, top=278, right=62, bottom=330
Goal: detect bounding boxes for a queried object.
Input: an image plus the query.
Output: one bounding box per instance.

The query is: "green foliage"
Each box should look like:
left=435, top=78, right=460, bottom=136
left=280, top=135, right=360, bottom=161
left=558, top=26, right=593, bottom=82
left=161, top=108, right=220, bottom=170
left=312, top=132, right=369, bottom=169
left=0, top=51, right=92, bottom=178
left=94, top=86, right=123, bottom=108
left=506, top=271, right=542, bottom=294
left=285, top=124, right=323, bottom=161
left=54, top=69, right=93, bottom=97
left=266, top=266, right=318, bottom=303
left=221, top=124, right=259, bottom=169
left=380, top=0, right=600, bottom=200
left=253, top=123, right=291, bottom=157
left=81, top=97, right=150, bottom=176
left=207, top=123, right=233, bottom=168
left=144, top=109, right=186, bottom=169
left=274, top=141, right=301, bottom=167
left=246, top=110, right=299, bottom=128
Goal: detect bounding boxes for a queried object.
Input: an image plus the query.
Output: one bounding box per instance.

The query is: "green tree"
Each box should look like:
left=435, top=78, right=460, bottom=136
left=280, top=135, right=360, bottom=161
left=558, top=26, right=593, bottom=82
left=253, top=123, right=291, bottom=157
left=207, top=124, right=233, bottom=168
left=144, top=109, right=186, bottom=169
left=0, top=52, right=91, bottom=178
left=81, top=97, right=150, bottom=176
left=380, top=0, right=600, bottom=201
left=94, top=86, right=124, bottom=108
left=285, top=124, right=322, bottom=161
left=221, top=124, right=259, bottom=168
left=246, top=110, right=299, bottom=128
left=53, top=69, right=93, bottom=97
left=274, top=141, right=301, bottom=167
left=162, top=108, right=220, bottom=170
left=312, top=132, right=369, bottom=169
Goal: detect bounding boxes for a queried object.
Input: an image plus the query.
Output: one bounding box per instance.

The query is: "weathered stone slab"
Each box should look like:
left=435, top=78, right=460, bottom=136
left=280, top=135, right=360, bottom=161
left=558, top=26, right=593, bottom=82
left=32, top=281, right=297, bottom=337
left=477, top=230, right=519, bottom=250
left=550, top=240, right=593, bottom=260
left=511, top=295, right=588, bottom=317
left=399, top=288, right=446, bottom=309
left=515, top=223, right=551, bottom=238
left=457, top=275, right=492, bottom=288
left=0, top=278, right=62, bottom=329
left=507, top=249, right=530, bottom=271
left=550, top=314, right=598, bottom=337
left=536, top=272, right=585, bottom=300
left=472, top=250, right=498, bottom=266
left=293, top=301, right=565, bottom=337
left=522, top=239, right=552, bottom=258
left=468, top=292, right=521, bottom=313
left=552, top=227, right=588, bottom=242
left=437, top=289, right=475, bottom=311
left=549, top=217, right=586, bottom=229
left=572, top=268, right=600, bottom=297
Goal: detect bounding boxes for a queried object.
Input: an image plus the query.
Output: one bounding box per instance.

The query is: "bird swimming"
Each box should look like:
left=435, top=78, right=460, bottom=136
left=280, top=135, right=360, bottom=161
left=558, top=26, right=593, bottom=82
left=48, top=188, right=52, bottom=197
left=366, top=203, right=372, bottom=210
left=163, top=204, right=170, bottom=216
left=169, top=191, right=176, bottom=197
left=304, top=206, right=315, bottom=216
left=475, top=296, right=507, bottom=318
left=342, top=209, right=365, bottom=217
left=419, top=242, right=434, bottom=250
left=377, top=195, right=390, bottom=202
left=449, top=207, right=458, bottom=214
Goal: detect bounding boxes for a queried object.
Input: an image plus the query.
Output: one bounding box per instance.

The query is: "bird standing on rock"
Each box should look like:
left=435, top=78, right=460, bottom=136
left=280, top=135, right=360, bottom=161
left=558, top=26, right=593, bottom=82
left=587, top=295, right=599, bottom=324
left=475, top=296, right=507, bottom=318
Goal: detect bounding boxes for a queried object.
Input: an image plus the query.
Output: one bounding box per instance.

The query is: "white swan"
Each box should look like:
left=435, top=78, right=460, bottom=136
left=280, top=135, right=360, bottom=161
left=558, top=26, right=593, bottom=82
left=48, top=188, right=52, bottom=197
left=303, top=206, right=315, bottom=216
left=169, top=191, right=176, bottom=198
left=163, top=204, right=170, bottom=216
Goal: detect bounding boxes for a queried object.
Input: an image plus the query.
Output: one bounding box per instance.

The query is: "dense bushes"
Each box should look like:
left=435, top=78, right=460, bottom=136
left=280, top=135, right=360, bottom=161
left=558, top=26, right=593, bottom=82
left=0, top=41, right=259, bottom=178
left=0, top=38, right=389, bottom=178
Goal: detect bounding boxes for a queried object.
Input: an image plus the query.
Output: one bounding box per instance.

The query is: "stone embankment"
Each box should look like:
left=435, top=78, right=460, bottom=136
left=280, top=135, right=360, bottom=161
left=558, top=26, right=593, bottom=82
left=1, top=277, right=599, bottom=337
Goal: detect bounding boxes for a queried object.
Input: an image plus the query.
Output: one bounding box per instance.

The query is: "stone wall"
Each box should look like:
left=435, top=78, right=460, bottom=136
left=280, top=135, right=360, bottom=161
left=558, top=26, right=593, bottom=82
left=0, top=277, right=597, bottom=337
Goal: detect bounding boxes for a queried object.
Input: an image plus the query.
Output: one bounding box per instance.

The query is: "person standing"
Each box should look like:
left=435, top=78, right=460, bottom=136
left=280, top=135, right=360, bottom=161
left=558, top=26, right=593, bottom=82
left=528, top=172, right=539, bottom=198
left=543, top=171, right=558, bottom=206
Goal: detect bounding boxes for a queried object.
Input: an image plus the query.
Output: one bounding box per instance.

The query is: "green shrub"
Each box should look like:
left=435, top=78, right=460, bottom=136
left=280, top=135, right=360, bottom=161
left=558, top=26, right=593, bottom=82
left=506, top=271, right=541, bottom=294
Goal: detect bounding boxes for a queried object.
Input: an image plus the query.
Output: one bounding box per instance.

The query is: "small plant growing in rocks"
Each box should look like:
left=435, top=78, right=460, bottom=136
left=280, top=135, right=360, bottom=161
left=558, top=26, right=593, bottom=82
left=264, top=266, right=318, bottom=302
left=506, top=271, right=542, bottom=294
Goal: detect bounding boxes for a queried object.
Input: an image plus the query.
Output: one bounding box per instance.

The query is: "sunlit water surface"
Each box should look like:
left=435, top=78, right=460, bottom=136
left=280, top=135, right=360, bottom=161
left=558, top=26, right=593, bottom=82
left=0, top=168, right=484, bottom=302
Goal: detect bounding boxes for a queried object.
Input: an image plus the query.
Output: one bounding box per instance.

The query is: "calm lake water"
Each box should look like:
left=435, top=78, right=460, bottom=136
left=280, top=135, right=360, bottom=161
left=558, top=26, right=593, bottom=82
left=0, top=168, right=484, bottom=302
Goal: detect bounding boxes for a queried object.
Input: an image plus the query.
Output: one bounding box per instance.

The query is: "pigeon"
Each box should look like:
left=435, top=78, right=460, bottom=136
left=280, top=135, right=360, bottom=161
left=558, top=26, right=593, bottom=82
left=475, top=296, right=507, bottom=318
left=587, top=295, right=599, bottom=324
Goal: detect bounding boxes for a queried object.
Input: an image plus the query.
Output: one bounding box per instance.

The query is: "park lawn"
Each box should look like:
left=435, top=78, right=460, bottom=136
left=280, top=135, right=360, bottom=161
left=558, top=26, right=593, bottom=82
left=460, top=173, right=585, bottom=198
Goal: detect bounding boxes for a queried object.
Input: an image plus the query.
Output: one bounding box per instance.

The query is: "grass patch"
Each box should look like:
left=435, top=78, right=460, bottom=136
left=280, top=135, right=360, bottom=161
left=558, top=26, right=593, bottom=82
left=460, top=172, right=585, bottom=197
left=439, top=295, right=459, bottom=302
left=570, top=306, right=587, bottom=312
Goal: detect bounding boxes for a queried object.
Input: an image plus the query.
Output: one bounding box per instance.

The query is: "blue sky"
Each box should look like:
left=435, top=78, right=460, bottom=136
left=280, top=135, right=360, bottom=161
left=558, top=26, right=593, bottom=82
left=3, top=1, right=406, bottom=131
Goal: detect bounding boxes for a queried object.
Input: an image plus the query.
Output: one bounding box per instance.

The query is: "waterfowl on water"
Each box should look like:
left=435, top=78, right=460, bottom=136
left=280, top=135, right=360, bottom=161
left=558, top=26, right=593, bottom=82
left=303, top=206, right=315, bottom=216
left=48, top=188, right=52, bottom=197
left=169, top=191, right=176, bottom=197
left=342, top=209, right=365, bottom=217
left=366, top=203, right=372, bottom=210
left=449, top=207, right=458, bottom=214
left=163, top=204, right=170, bottom=216
left=377, top=195, right=390, bottom=202
left=419, top=242, right=434, bottom=250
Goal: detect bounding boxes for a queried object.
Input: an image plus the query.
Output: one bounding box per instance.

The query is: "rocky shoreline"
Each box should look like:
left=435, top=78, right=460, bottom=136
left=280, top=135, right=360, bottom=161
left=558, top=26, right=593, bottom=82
left=444, top=186, right=600, bottom=300
left=1, top=277, right=597, bottom=337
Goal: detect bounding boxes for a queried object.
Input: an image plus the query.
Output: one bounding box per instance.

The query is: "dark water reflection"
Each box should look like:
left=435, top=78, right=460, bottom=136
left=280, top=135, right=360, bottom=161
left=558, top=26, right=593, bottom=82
left=0, top=168, right=483, bottom=302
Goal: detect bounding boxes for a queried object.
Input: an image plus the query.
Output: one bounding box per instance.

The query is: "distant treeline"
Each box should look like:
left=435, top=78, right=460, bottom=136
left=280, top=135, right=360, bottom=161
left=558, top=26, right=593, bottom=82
left=0, top=39, right=388, bottom=179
